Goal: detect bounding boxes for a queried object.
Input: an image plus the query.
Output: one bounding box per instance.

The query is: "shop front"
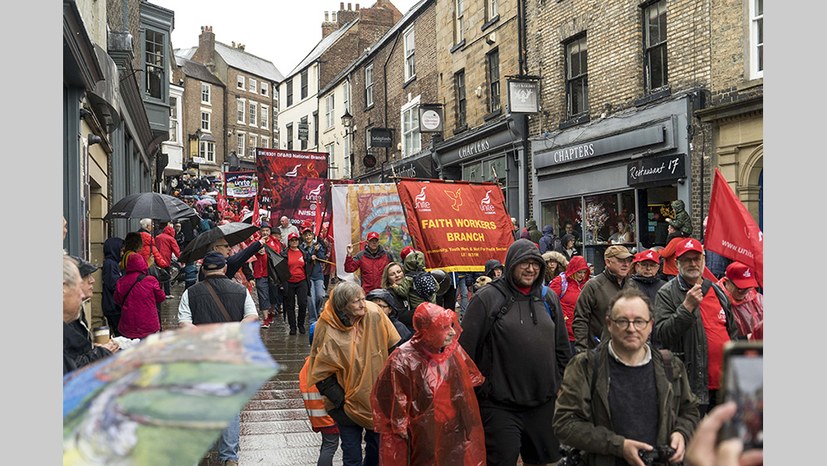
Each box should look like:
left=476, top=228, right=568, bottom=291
left=433, top=117, right=528, bottom=225
left=531, top=94, right=698, bottom=274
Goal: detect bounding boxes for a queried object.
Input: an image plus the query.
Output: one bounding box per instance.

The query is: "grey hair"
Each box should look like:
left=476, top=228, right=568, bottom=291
left=140, top=218, right=152, bottom=229
left=332, top=280, right=364, bottom=312
left=63, top=254, right=81, bottom=288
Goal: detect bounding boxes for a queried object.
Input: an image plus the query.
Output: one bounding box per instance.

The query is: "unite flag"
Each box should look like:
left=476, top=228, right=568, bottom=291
left=705, top=168, right=763, bottom=288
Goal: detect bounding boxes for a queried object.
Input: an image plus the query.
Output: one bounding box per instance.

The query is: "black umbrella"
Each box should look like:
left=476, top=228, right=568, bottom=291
left=265, top=245, right=290, bottom=284
left=104, top=192, right=196, bottom=222
left=178, top=222, right=260, bottom=263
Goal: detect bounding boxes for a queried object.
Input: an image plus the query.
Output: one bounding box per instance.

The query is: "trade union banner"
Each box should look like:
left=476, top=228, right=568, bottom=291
left=331, top=183, right=411, bottom=282
left=396, top=178, right=513, bottom=272
left=224, top=171, right=257, bottom=198
left=255, top=147, right=329, bottom=228
left=705, top=168, right=763, bottom=288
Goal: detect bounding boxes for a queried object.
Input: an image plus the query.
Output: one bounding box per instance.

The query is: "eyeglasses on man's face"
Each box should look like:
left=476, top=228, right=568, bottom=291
left=610, top=318, right=651, bottom=330
left=517, top=262, right=541, bottom=271
left=215, top=243, right=230, bottom=249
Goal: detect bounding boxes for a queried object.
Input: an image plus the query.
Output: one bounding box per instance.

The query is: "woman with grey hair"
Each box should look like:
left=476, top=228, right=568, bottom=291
left=306, top=280, right=401, bottom=466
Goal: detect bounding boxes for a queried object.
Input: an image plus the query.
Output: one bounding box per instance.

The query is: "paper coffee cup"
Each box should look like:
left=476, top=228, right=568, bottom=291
left=93, top=326, right=110, bottom=344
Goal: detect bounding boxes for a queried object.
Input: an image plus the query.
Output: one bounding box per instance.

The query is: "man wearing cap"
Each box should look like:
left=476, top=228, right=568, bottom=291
left=300, top=225, right=328, bottom=325
left=345, top=231, right=394, bottom=294
left=282, top=232, right=314, bottom=335
left=716, top=262, right=763, bottom=341
left=251, top=221, right=282, bottom=328
left=654, top=238, right=737, bottom=415
left=630, top=249, right=668, bottom=305
left=278, top=215, right=300, bottom=247
left=573, top=245, right=638, bottom=351
left=178, top=251, right=259, bottom=466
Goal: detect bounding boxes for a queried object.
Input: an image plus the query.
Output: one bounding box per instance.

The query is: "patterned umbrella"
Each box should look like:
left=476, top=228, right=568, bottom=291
left=63, top=322, right=279, bottom=466
left=104, top=192, right=197, bottom=223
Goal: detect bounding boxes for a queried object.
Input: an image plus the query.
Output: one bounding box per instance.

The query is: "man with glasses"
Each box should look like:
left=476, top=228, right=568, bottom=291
left=573, top=245, right=638, bottom=352
left=554, top=288, right=700, bottom=466
left=654, top=238, right=737, bottom=415
left=459, top=239, right=571, bottom=466
left=630, top=249, right=668, bottom=304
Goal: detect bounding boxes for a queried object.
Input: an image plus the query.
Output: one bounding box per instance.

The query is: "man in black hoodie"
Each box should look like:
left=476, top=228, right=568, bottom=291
left=459, top=239, right=572, bottom=465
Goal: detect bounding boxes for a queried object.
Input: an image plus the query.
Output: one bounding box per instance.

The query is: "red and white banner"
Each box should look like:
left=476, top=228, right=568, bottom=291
left=705, top=168, right=763, bottom=287
left=396, top=179, right=513, bottom=272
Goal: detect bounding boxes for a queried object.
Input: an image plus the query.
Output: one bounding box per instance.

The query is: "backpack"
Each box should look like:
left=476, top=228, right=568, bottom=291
left=557, top=272, right=568, bottom=299
left=411, top=271, right=437, bottom=300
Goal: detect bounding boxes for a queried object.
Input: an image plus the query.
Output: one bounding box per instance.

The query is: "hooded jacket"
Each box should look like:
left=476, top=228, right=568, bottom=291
left=573, top=267, right=638, bottom=352
left=344, top=243, right=393, bottom=293
left=553, top=342, right=700, bottom=466
left=138, top=230, right=168, bottom=268
left=114, top=253, right=166, bottom=339
left=538, top=224, right=562, bottom=254
left=716, top=277, right=763, bottom=340
left=549, top=256, right=590, bottom=342
left=154, top=225, right=180, bottom=267
left=391, top=251, right=436, bottom=327
left=526, top=219, right=542, bottom=244
left=307, top=289, right=401, bottom=429
left=561, top=234, right=581, bottom=261
left=483, top=259, right=504, bottom=279
left=372, top=303, right=486, bottom=466
left=101, top=237, right=123, bottom=318
left=669, top=200, right=693, bottom=236
left=458, top=239, right=572, bottom=408
left=366, top=288, right=412, bottom=343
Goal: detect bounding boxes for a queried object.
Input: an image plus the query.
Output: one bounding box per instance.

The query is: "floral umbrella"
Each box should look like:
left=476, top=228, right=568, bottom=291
left=63, top=322, right=279, bottom=466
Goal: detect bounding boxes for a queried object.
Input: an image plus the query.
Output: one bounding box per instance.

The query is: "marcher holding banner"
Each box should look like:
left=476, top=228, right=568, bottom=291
left=345, top=232, right=393, bottom=294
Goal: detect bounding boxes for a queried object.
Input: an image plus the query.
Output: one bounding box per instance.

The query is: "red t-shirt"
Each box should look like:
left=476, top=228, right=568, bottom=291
left=699, top=287, right=730, bottom=390
left=287, top=248, right=307, bottom=283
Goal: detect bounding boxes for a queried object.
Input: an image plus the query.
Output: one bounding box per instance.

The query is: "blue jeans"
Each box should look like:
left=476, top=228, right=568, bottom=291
left=318, top=431, right=340, bottom=466
left=307, top=279, right=326, bottom=324
left=217, top=412, right=240, bottom=461
left=338, top=425, right=379, bottom=466
left=255, top=277, right=276, bottom=310
left=456, top=274, right=469, bottom=315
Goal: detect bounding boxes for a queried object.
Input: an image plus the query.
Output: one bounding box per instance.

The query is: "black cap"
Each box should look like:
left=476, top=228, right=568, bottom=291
left=202, top=251, right=227, bottom=271
left=71, top=256, right=99, bottom=278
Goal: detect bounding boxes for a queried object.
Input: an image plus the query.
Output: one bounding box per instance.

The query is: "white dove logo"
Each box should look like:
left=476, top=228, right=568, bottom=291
left=285, top=164, right=302, bottom=177
left=415, top=187, right=427, bottom=202
left=309, top=183, right=323, bottom=196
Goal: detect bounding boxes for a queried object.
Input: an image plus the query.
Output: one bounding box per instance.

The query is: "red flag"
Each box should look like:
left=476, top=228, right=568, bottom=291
left=251, top=194, right=261, bottom=227
left=705, top=168, right=763, bottom=287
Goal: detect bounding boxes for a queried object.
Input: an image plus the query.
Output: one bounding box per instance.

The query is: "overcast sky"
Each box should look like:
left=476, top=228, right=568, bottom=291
left=153, top=0, right=419, bottom=76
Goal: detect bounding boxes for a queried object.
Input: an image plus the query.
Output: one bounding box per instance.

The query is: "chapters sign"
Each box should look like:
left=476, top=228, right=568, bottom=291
left=396, top=179, right=513, bottom=272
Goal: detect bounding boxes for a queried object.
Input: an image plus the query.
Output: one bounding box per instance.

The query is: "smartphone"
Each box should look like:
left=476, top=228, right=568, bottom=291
left=717, top=341, right=763, bottom=449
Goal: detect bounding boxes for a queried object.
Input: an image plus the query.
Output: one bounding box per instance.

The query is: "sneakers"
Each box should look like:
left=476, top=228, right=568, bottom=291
left=298, top=326, right=306, bottom=335
left=289, top=328, right=297, bottom=335
left=261, top=314, right=273, bottom=329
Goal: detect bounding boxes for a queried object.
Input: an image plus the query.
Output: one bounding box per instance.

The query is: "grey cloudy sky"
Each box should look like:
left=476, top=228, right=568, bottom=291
left=153, top=0, right=419, bottom=76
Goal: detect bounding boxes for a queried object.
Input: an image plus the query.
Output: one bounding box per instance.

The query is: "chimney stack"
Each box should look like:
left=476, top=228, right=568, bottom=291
left=194, top=25, right=216, bottom=67
left=322, top=11, right=337, bottom=38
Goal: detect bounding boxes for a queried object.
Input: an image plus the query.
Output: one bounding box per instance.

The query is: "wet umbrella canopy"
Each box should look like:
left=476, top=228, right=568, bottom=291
left=178, top=222, right=259, bottom=264
left=104, top=192, right=197, bottom=223
left=63, top=322, right=279, bottom=465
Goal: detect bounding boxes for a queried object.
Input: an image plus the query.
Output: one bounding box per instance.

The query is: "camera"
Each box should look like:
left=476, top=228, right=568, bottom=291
left=558, top=445, right=583, bottom=466
left=638, top=445, right=676, bottom=466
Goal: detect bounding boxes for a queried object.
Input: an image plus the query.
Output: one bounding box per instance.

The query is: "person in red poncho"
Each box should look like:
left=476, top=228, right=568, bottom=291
left=549, top=255, right=590, bottom=355
left=371, top=302, right=486, bottom=466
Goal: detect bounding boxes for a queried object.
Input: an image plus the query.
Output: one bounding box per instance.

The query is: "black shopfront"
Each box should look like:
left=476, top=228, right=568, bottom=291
left=531, top=95, right=697, bottom=274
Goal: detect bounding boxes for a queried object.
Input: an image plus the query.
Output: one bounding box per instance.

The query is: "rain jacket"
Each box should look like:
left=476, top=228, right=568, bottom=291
left=631, top=273, right=668, bottom=306
left=654, top=275, right=737, bottom=405
left=114, top=253, right=165, bottom=339
left=63, top=319, right=112, bottom=374
left=539, top=224, right=562, bottom=254
left=391, top=251, right=436, bottom=328
left=526, top=219, right=542, bottom=244
left=716, top=277, right=764, bottom=340
left=299, top=357, right=339, bottom=434
left=459, top=239, right=571, bottom=408
left=307, top=290, right=401, bottom=429
left=553, top=342, right=700, bottom=466
left=345, top=244, right=393, bottom=293
left=300, top=239, right=328, bottom=281
left=483, top=259, right=503, bottom=278
left=668, top=200, right=693, bottom=236
left=138, top=230, right=168, bottom=268
left=549, top=256, right=590, bottom=342
left=366, top=288, right=413, bottom=344
left=101, top=237, right=123, bottom=320
left=154, top=225, right=180, bottom=266
left=372, top=303, right=486, bottom=466
left=573, top=267, right=638, bottom=351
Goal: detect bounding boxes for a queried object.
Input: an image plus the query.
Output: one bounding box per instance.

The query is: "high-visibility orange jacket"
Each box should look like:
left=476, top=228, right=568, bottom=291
left=299, top=357, right=338, bottom=433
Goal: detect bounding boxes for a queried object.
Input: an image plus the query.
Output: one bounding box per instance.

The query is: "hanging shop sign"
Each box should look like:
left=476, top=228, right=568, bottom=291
left=369, top=128, right=393, bottom=148
left=419, top=105, right=444, bottom=133
left=507, top=79, right=540, bottom=114
left=627, top=154, right=686, bottom=186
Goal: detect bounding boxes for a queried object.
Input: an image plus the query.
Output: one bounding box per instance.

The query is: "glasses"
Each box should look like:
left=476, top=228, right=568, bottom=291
left=517, top=262, right=541, bottom=271
left=215, top=243, right=230, bottom=248
left=610, top=318, right=651, bottom=330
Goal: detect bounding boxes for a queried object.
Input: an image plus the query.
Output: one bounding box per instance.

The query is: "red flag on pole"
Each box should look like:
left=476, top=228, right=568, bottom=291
left=705, top=168, right=763, bottom=287
left=251, top=194, right=261, bottom=227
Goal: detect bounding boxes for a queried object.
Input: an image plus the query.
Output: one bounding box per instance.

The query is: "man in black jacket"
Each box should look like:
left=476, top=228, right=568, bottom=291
left=459, top=239, right=572, bottom=466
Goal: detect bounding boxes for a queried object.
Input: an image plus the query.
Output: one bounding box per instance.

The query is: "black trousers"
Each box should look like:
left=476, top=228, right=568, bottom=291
left=285, top=280, right=308, bottom=331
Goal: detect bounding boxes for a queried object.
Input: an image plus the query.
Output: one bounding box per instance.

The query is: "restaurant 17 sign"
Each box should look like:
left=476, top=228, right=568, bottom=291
left=396, top=178, right=513, bottom=272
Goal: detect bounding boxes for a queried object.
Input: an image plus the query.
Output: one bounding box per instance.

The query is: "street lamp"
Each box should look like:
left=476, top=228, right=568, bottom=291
left=341, top=109, right=353, bottom=131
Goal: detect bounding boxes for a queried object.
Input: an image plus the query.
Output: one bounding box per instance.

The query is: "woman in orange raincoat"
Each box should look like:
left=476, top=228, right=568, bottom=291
left=371, top=302, right=486, bottom=466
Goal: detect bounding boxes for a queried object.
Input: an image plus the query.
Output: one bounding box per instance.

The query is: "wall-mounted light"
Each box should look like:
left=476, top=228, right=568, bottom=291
left=79, top=108, right=93, bottom=119
left=88, top=134, right=103, bottom=146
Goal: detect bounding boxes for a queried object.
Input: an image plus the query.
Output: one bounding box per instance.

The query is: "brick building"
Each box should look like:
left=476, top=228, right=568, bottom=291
left=524, top=0, right=761, bottom=273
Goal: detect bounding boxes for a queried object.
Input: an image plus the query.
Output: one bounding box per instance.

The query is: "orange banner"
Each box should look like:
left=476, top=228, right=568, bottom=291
left=396, top=178, right=513, bottom=272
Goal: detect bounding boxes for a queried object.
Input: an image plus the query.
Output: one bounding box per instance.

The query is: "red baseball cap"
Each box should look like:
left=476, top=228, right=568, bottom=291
left=675, top=237, right=704, bottom=258
left=287, top=232, right=300, bottom=241
left=633, top=249, right=661, bottom=264
left=725, top=262, right=759, bottom=289
left=400, top=245, right=414, bottom=261
left=367, top=231, right=380, bottom=241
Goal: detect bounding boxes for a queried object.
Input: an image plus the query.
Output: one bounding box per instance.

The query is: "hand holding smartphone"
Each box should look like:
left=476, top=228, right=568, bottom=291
left=717, top=341, right=763, bottom=450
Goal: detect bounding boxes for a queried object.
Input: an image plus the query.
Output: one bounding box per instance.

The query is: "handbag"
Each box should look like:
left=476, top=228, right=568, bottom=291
left=148, top=241, right=172, bottom=283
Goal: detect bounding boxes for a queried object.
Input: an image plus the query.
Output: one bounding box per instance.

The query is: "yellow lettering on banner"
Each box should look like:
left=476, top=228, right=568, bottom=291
left=421, top=219, right=456, bottom=229
left=447, top=232, right=486, bottom=242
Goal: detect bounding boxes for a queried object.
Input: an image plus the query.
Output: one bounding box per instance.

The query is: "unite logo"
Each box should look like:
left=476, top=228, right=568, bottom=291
left=479, top=190, right=496, bottom=214
left=414, top=186, right=431, bottom=211
left=285, top=164, right=302, bottom=177
left=305, top=183, right=324, bottom=202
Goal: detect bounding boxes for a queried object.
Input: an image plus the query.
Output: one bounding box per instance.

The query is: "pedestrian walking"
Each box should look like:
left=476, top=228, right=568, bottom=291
left=717, top=262, right=764, bottom=341
left=282, top=232, right=312, bottom=335
left=114, top=253, right=165, bottom=340
left=251, top=221, right=281, bottom=328
left=389, top=250, right=437, bottom=331
left=101, top=236, right=124, bottom=336
left=549, top=255, right=590, bottom=355
left=300, top=224, right=328, bottom=325
left=344, top=231, right=393, bottom=294
left=154, top=223, right=180, bottom=297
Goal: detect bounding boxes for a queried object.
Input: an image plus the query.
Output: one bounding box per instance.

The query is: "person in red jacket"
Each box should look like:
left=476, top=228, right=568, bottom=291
left=137, top=218, right=167, bottom=269
left=659, top=224, right=689, bottom=280
left=114, top=253, right=166, bottom=339
left=716, top=262, right=764, bottom=340
left=344, top=231, right=393, bottom=294
left=548, top=255, right=590, bottom=355
left=251, top=222, right=282, bottom=328
left=154, top=224, right=180, bottom=297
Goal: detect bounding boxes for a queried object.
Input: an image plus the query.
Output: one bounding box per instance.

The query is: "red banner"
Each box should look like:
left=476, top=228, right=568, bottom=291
left=255, top=147, right=330, bottom=230
left=705, top=168, right=763, bottom=287
left=396, top=179, right=513, bottom=272
left=255, top=147, right=329, bottom=184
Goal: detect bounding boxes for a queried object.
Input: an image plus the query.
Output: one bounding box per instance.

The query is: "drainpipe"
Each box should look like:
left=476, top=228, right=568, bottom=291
left=383, top=31, right=401, bottom=181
